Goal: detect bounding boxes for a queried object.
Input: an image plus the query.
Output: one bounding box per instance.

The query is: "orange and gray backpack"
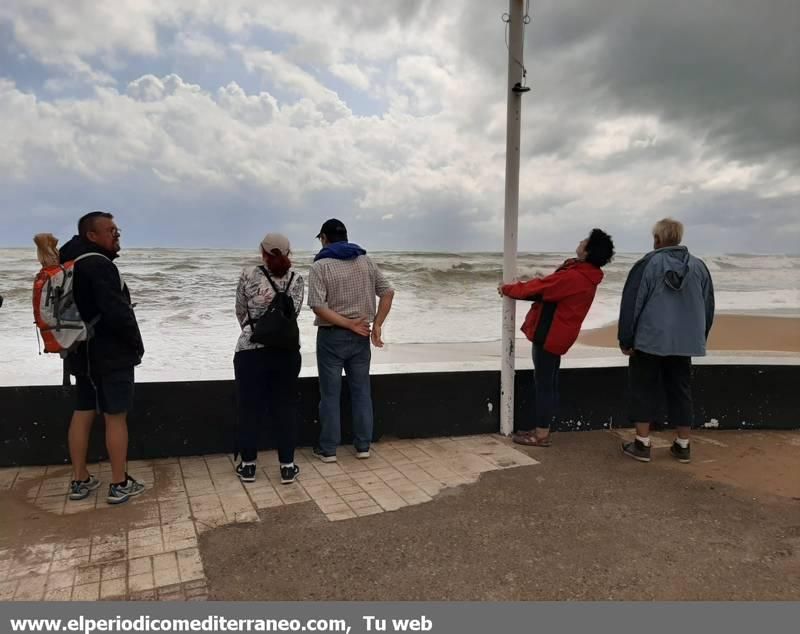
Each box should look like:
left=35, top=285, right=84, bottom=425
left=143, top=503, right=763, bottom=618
left=32, top=253, right=108, bottom=356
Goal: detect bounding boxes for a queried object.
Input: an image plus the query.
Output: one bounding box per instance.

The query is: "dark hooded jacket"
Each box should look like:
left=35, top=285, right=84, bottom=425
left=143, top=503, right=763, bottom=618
left=59, top=236, right=144, bottom=375
left=618, top=246, right=714, bottom=356
left=313, top=241, right=367, bottom=262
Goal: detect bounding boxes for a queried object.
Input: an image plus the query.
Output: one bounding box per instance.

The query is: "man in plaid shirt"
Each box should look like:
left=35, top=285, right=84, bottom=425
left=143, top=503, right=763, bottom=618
left=308, top=219, right=395, bottom=462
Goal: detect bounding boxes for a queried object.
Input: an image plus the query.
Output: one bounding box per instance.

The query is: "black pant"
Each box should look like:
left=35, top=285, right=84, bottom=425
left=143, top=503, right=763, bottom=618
left=234, top=348, right=301, bottom=464
left=628, top=351, right=693, bottom=425
left=533, top=344, right=561, bottom=430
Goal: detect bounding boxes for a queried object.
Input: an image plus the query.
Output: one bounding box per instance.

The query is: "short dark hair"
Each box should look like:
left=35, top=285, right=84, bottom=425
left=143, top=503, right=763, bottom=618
left=78, top=211, right=114, bottom=238
left=585, top=228, right=615, bottom=268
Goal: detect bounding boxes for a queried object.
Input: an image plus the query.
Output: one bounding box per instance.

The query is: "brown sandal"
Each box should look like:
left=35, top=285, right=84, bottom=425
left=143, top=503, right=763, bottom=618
left=512, top=432, right=552, bottom=447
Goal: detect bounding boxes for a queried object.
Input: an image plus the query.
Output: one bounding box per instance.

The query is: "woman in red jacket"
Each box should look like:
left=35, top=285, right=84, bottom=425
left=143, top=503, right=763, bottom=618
left=498, top=229, right=615, bottom=447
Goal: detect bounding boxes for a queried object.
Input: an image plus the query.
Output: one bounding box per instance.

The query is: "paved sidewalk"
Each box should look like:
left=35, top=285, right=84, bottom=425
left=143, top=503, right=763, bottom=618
left=0, top=436, right=536, bottom=601
left=200, top=429, right=800, bottom=601
left=2, top=430, right=797, bottom=601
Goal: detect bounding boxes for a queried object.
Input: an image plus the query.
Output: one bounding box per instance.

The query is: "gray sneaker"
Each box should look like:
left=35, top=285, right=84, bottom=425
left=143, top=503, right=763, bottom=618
left=68, top=474, right=101, bottom=500
left=622, top=439, right=652, bottom=463
left=107, top=474, right=145, bottom=505
left=670, top=441, right=691, bottom=464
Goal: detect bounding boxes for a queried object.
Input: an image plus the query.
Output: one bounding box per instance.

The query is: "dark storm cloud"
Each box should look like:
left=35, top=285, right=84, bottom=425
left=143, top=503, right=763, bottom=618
left=474, top=0, right=799, bottom=165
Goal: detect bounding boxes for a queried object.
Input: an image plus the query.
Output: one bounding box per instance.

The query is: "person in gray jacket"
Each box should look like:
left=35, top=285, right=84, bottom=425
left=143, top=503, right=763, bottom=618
left=619, top=218, right=714, bottom=464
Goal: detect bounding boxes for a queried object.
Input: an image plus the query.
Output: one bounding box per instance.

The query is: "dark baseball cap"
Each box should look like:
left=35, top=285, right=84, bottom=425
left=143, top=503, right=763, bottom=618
left=316, top=218, right=348, bottom=240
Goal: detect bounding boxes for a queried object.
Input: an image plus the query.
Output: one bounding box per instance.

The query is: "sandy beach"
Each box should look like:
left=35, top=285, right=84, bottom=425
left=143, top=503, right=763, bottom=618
left=578, top=314, right=800, bottom=353
left=349, top=314, right=800, bottom=375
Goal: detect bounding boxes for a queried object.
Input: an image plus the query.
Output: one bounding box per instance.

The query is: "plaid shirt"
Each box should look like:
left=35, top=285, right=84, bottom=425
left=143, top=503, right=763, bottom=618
left=307, top=255, right=393, bottom=326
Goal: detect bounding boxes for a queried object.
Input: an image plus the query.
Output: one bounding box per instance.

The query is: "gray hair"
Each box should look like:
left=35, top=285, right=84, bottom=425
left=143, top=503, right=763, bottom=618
left=652, top=218, right=684, bottom=246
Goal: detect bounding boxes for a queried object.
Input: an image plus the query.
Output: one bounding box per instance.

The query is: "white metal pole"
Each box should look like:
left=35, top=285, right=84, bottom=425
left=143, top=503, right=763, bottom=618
left=500, top=0, right=525, bottom=436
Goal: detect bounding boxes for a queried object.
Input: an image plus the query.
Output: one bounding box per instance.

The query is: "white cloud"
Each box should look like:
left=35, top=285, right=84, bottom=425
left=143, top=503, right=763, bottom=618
left=329, top=63, right=370, bottom=91
left=392, top=55, right=454, bottom=115
left=173, top=31, right=226, bottom=61
left=0, top=1, right=451, bottom=80
left=0, top=1, right=797, bottom=251
left=216, top=83, right=278, bottom=125
left=241, top=49, right=351, bottom=123
left=581, top=116, right=663, bottom=161
left=1, top=67, right=796, bottom=250
left=0, top=0, right=176, bottom=77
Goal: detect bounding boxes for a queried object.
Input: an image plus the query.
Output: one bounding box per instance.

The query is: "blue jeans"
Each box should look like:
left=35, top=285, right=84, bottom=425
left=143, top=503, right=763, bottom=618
left=533, top=344, right=561, bottom=430
left=316, top=327, right=373, bottom=455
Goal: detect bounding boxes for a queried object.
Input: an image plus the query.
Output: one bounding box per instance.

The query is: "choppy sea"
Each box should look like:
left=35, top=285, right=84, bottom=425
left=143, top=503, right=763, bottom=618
left=1, top=248, right=798, bottom=385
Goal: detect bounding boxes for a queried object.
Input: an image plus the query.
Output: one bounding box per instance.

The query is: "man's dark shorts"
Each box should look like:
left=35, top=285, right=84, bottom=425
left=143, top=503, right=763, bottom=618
left=628, top=351, right=693, bottom=425
left=75, top=367, right=135, bottom=415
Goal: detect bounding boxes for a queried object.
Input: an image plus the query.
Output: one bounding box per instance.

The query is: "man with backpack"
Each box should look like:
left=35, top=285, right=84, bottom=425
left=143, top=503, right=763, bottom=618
left=59, top=211, right=145, bottom=504
left=308, top=219, right=394, bottom=462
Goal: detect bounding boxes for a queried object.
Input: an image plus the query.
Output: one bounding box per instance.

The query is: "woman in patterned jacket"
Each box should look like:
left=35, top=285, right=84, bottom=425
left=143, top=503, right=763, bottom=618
left=234, top=233, right=304, bottom=485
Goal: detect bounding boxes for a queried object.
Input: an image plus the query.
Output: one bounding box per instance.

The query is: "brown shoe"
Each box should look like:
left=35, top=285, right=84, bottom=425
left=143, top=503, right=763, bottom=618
left=512, top=432, right=552, bottom=447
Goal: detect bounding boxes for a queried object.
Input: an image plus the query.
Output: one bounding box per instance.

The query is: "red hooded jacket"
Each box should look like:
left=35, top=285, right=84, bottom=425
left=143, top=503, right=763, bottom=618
left=501, top=259, right=603, bottom=355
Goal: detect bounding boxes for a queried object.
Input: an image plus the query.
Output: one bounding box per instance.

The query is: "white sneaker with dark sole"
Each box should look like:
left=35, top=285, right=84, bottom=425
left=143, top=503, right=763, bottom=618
left=313, top=447, right=337, bottom=463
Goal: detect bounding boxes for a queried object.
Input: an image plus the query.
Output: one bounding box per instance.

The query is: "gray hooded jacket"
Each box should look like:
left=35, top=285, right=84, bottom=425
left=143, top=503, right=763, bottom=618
left=618, top=246, right=714, bottom=357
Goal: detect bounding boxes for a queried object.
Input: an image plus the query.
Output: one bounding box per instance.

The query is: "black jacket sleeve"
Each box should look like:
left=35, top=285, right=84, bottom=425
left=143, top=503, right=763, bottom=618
left=618, top=257, right=650, bottom=349
left=82, top=257, right=144, bottom=356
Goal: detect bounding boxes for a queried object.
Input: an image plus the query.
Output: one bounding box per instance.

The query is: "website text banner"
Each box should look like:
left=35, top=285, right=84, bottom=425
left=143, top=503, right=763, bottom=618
left=2, top=603, right=799, bottom=634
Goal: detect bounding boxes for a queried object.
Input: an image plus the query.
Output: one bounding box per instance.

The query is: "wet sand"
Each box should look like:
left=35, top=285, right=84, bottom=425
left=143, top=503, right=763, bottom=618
left=579, top=314, right=800, bottom=353
left=309, top=314, right=799, bottom=375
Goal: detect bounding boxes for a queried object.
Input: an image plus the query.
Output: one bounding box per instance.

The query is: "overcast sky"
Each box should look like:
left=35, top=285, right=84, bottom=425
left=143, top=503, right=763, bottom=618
left=1, top=0, right=798, bottom=253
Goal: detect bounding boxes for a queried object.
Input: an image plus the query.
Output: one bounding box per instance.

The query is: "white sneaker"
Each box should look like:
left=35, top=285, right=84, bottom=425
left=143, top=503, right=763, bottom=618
left=313, top=447, right=337, bottom=463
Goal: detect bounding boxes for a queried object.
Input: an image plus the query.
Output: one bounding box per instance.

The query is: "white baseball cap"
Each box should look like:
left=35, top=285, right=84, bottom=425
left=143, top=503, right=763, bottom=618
left=260, top=233, right=290, bottom=256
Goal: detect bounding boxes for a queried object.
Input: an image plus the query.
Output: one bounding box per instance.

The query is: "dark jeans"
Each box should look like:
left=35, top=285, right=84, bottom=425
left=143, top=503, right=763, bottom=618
left=628, top=351, right=693, bottom=425
left=533, top=344, right=561, bottom=430
left=234, top=347, right=301, bottom=464
left=316, top=327, right=373, bottom=455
